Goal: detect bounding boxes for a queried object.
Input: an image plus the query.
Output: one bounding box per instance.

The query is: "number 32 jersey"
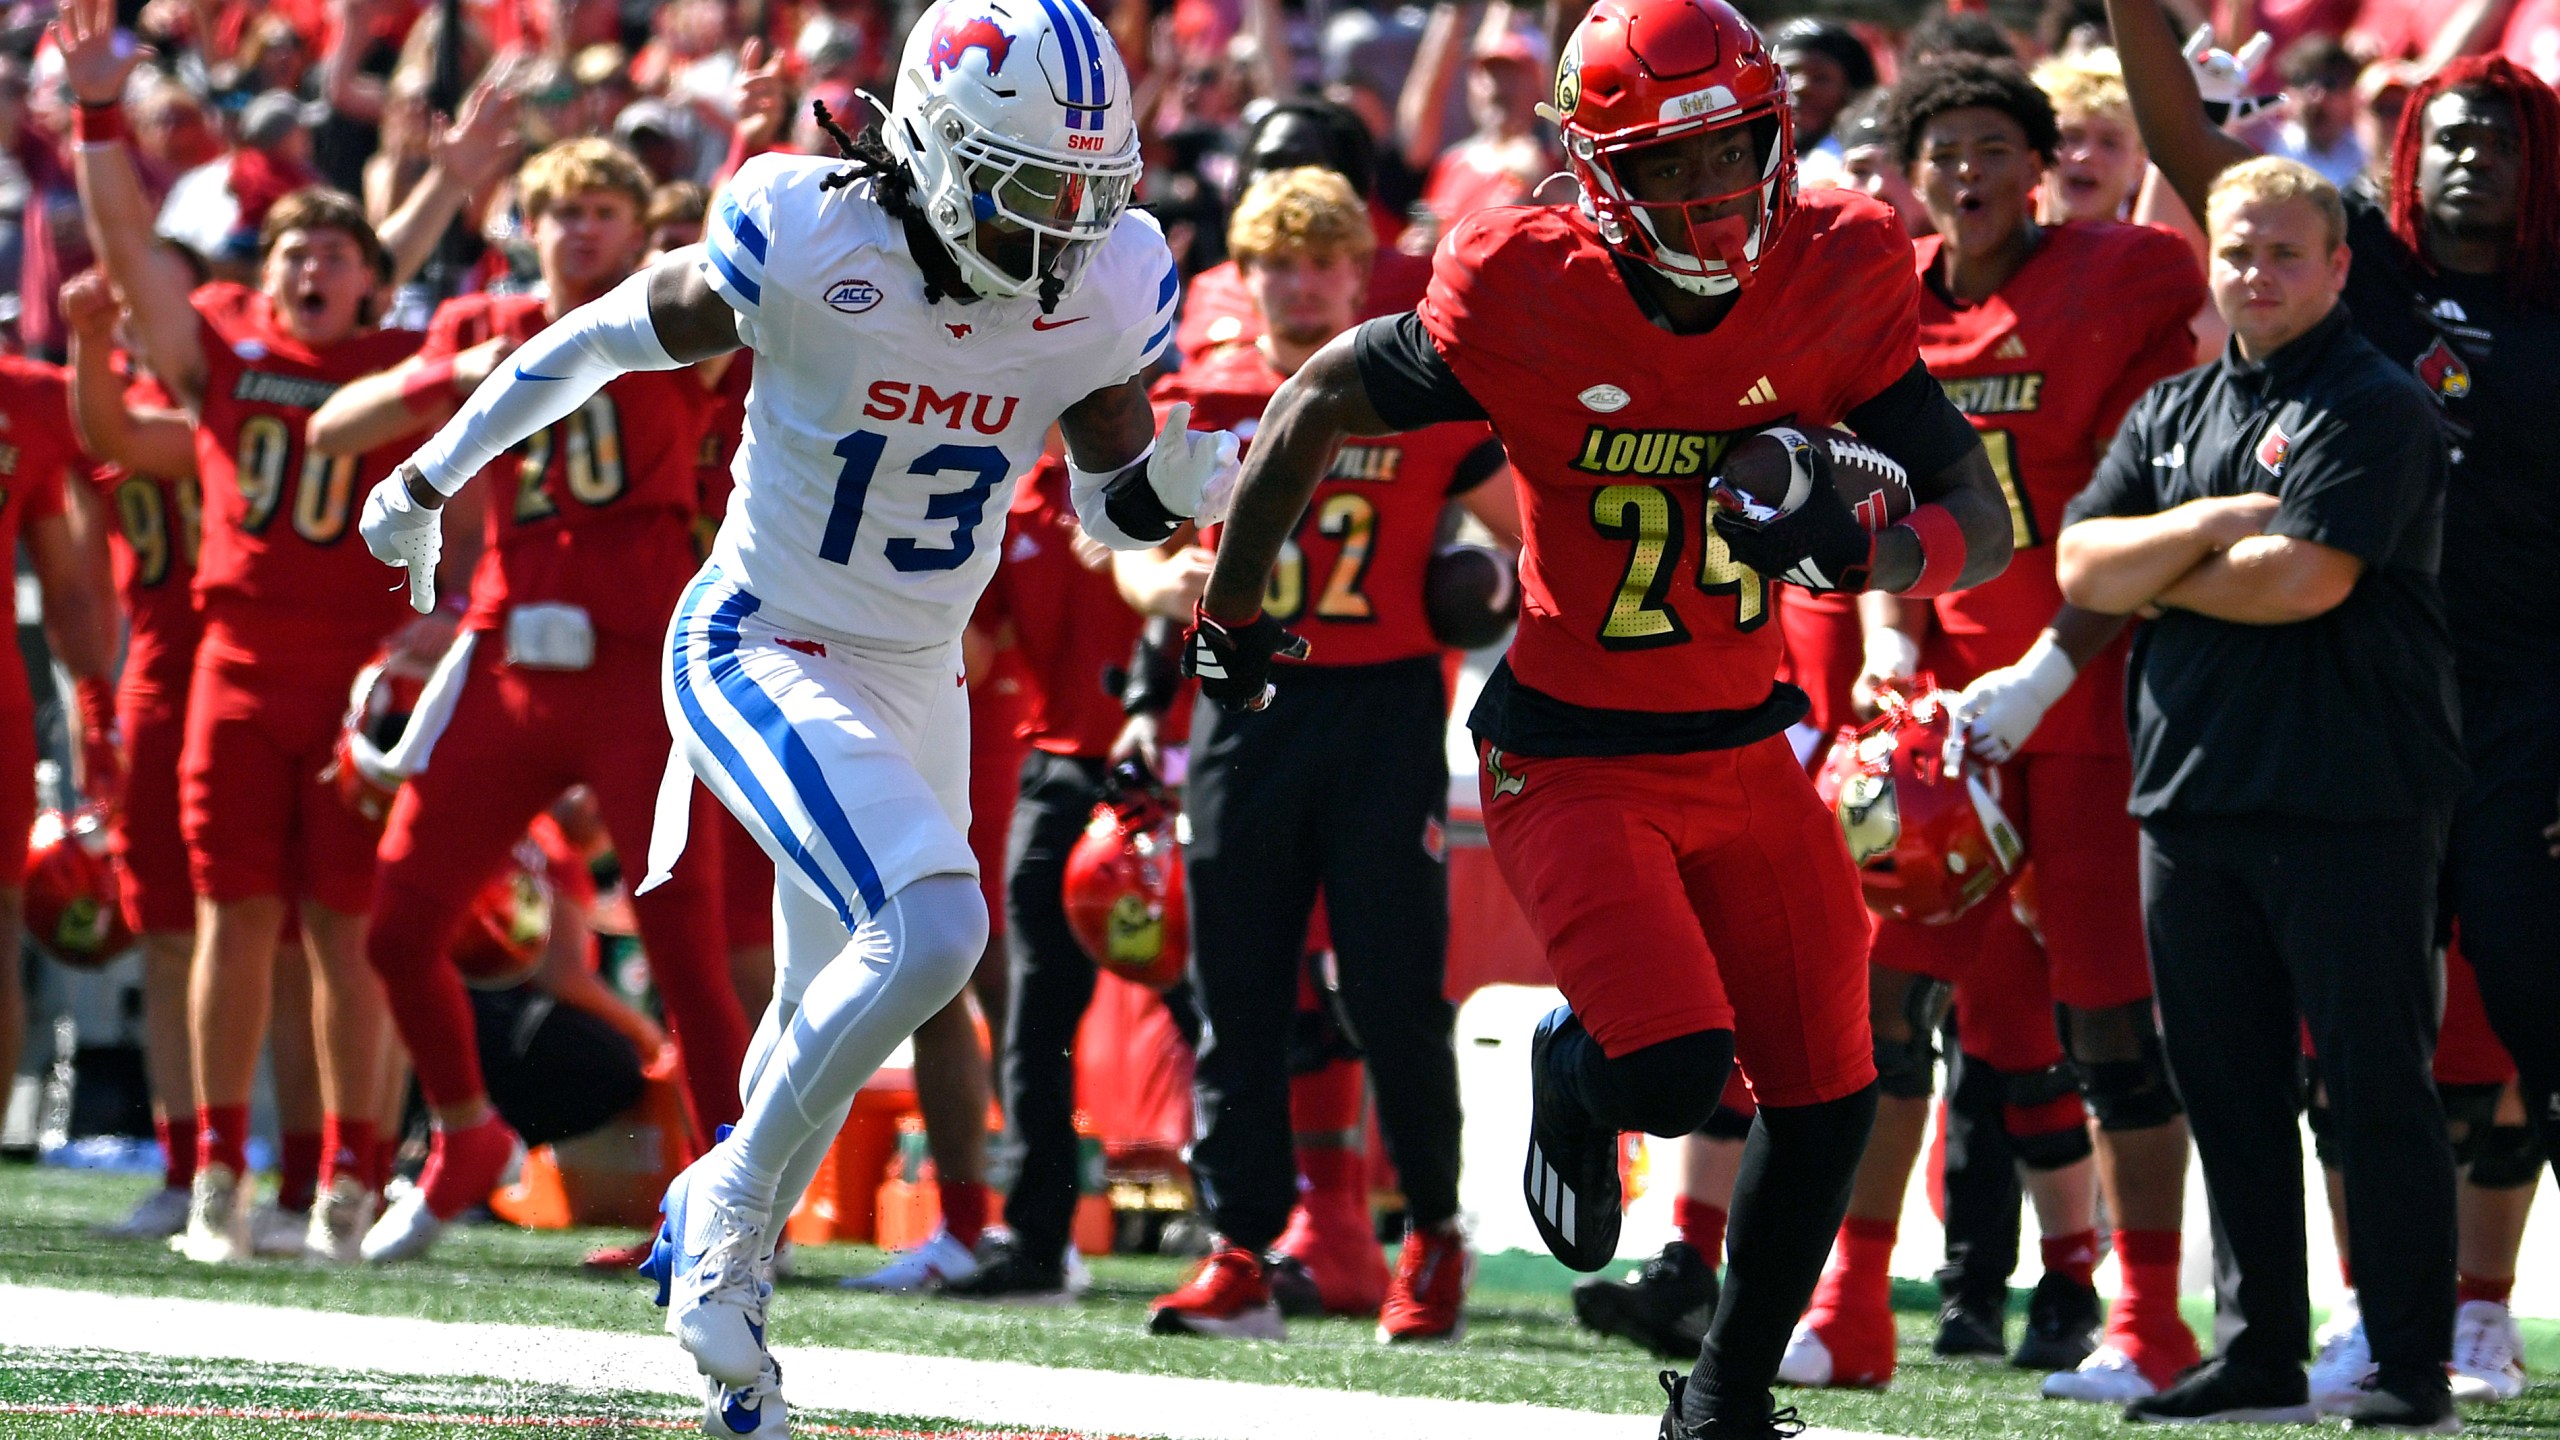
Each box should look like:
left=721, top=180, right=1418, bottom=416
left=698, top=154, right=1180, bottom=650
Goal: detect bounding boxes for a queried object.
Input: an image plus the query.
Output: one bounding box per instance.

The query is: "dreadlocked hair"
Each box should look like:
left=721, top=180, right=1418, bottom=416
left=810, top=96, right=1067, bottom=313
left=2389, top=56, right=2560, bottom=308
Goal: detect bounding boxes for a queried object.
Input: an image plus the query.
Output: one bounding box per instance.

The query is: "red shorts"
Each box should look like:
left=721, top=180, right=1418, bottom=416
left=0, top=706, right=34, bottom=883
left=1952, top=910, right=2068, bottom=1076
left=1870, top=750, right=2149, bottom=1012
left=1775, top=590, right=1864, bottom=758
left=179, top=632, right=379, bottom=913
left=114, top=665, right=196, bottom=935
left=2435, top=937, right=2515, bottom=1087
left=1479, top=734, right=1874, bottom=1107
left=717, top=803, right=773, bottom=949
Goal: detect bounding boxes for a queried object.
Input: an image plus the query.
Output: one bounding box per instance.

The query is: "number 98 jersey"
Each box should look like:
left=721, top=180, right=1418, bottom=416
left=697, top=154, right=1180, bottom=650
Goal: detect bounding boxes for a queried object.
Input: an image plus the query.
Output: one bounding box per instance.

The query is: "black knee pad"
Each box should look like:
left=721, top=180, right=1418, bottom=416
left=1873, top=976, right=1951, bottom=1099
left=472, top=983, right=646, bottom=1147
left=1596, top=1028, right=1738, bottom=1137
left=2064, top=1001, right=2185, bottom=1131
left=2439, top=1083, right=2501, bottom=1166
left=2468, top=1124, right=2548, bottom=1190
left=1999, top=1061, right=2094, bottom=1171
left=1699, top=1103, right=1755, bottom=1142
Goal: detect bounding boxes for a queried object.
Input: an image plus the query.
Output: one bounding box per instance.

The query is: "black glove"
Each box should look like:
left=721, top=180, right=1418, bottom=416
left=1181, top=604, right=1310, bottom=712
left=1709, top=478, right=1876, bottom=593
left=1118, top=615, right=1183, bottom=716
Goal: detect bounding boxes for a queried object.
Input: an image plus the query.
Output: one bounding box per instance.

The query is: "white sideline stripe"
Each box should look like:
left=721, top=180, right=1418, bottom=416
left=1, top=1283, right=1913, bottom=1440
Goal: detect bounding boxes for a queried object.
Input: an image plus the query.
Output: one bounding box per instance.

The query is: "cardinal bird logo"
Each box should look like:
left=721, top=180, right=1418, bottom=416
left=1483, top=748, right=1526, bottom=799
left=2416, top=338, right=2473, bottom=401
left=2255, top=422, right=2291, bottom=477
left=928, top=14, right=1013, bottom=81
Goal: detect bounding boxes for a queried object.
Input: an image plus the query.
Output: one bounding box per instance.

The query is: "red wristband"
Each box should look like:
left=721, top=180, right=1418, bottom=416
left=1896, top=505, right=1968, bottom=598
left=400, top=354, right=458, bottom=412
left=72, top=101, right=128, bottom=146
left=74, top=677, right=115, bottom=732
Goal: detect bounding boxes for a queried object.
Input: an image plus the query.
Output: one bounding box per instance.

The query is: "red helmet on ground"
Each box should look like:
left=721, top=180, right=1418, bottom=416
left=1063, top=793, right=1188, bottom=991
left=1813, top=684, right=2022, bottom=926
left=324, top=649, right=436, bottom=829
left=25, top=807, right=132, bottom=968
left=453, top=843, right=555, bottom=987
left=1551, top=0, right=1797, bottom=294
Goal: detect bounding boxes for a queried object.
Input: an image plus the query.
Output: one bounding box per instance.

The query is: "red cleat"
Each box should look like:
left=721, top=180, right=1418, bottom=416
left=1148, top=1243, right=1285, bottom=1340
left=585, top=1233, right=657, bottom=1271
left=1377, top=1223, right=1471, bottom=1344
left=1267, top=1197, right=1389, bottom=1317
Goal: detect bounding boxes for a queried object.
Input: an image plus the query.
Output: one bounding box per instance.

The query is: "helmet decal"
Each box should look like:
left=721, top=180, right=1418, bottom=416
left=927, top=12, right=1014, bottom=84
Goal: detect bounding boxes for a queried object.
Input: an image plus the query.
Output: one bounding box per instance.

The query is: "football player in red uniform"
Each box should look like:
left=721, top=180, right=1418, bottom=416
left=1187, top=2, right=2010, bottom=1428
left=1128, top=166, right=1513, bottom=1343
left=300, top=138, right=745, bottom=1262
left=1786, top=59, right=2206, bottom=1398
left=61, top=0, right=502, bottom=1266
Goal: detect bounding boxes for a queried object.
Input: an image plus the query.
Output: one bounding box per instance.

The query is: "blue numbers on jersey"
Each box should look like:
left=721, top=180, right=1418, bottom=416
left=819, top=430, right=1009, bottom=573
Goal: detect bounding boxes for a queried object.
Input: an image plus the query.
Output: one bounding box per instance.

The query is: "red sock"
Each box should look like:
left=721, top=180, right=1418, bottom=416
left=1803, top=1217, right=1900, bottom=1386
left=321, top=1115, right=377, bottom=1191
left=370, top=1135, right=399, bottom=1198
left=2457, top=1273, right=2514, bottom=1308
left=278, top=1130, right=322, bottom=1212
left=2339, top=1255, right=2354, bottom=1289
left=940, top=1178, right=989, bottom=1248
left=1674, top=1196, right=1729, bottom=1264
left=420, top=1114, right=519, bottom=1220
left=1289, top=1057, right=1365, bottom=1135
left=1297, top=1144, right=1366, bottom=1200
left=157, top=1113, right=198, bottom=1190
left=2110, top=1228, right=2200, bottom=1386
left=2042, top=1228, right=2100, bottom=1289
left=197, top=1104, right=251, bottom=1180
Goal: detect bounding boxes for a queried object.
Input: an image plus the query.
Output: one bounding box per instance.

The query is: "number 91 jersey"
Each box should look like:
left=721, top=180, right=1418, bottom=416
left=698, top=154, right=1181, bottom=649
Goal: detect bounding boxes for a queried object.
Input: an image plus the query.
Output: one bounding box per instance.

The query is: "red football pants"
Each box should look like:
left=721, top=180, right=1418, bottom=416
left=1478, top=734, right=1874, bottom=1107
left=367, top=631, right=747, bottom=1139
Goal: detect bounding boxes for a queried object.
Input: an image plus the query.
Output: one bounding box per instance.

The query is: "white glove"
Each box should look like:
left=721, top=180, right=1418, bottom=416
left=1858, top=624, right=1922, bottom=692
left=360, top=466, right=443, bottom=615
left=1147, top=401, right=1242, bottom=524
left=1946, top=631, right=2078, bottom=766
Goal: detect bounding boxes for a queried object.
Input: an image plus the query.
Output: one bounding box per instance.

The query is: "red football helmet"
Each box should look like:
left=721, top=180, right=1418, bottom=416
left=25, top=807, right=132, bottom=968
left=324, top=649, right=436, bottom=829
left=1814, top=684, right=2023, bottom=926
left=453, top=845, right=555, bottom=987
left=1550, top=0, right=1797, bottom=293
left=1063, top=792, right=1188, bottom=991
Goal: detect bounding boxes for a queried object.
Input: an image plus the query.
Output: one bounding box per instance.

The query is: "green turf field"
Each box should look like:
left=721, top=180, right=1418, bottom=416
left=8, top=1166, right=2555, bottom=1438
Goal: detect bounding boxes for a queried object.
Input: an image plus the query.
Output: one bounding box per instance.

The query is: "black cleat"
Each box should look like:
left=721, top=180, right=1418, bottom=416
left=1933, top=1296, right=2007, bottom=1359
left=2341, top=1372, right=2461, bottom=1433
left=939, top=1233, right=1073, bottom=1307
left=1575, top=1241, right=1720, bottom=1360
left=1265, top=1255, right=1324, bottom=1319
left=2124, top=1357, right=2316, bottom=1424
left=1658, top=1372, right=1809, bottom=1440
left=2010, top=1271, right=2103, bottom=1372
left=1525, top=1007, right=1621, bottom=1272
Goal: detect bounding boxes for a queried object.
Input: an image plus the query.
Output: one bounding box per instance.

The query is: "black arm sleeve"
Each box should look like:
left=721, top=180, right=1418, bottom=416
left=1354, top=312, right=1489, bottom=430
left=1446, top=437, right=1507, bottom=497
left=1842, top=360, right=1983, bottom=488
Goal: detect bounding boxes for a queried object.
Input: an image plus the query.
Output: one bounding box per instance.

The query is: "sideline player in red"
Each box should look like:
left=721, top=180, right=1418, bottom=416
left=303, top=137, right=744, bottom=1262
left=60, top=0, right=499, bottom=1265
left=1787, top=58, right=2206, bottom=1399
left=1186, top=1, right=2010, bottom=1429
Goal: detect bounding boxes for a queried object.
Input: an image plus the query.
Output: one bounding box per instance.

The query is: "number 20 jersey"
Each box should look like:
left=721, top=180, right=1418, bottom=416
left=698, top=154, right=1180, bottom=650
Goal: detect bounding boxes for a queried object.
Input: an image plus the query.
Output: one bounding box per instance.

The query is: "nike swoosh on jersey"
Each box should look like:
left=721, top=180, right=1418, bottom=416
left=1029, top=315, right=1088, bottom=331
left=516, top=365, right=570, bottom=382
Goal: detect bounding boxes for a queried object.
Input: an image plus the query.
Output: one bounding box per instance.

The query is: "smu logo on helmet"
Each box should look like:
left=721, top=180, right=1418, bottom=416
left=928, top=12, right=1013, bottom=81
left=2415, top=338, right=2472, bottom=401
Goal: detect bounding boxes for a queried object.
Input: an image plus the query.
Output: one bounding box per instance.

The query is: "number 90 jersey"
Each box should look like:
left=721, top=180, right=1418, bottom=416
left=698, top=154, right=1180, bottom=650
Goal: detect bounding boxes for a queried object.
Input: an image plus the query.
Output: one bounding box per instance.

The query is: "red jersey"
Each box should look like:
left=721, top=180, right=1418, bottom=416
left=694, top=353, right=753, bottom=560
left=92, top=369, right=204, bottom=686
left=421, top=293, right=717, bottom=642
left=1162, top=344, right=1502, bottom=668
left=189, top=282, right=422, bottom=657
left=0, top=358, right=76, bottom=708
left=977, top=457, right=1141, bottom=757
left=1914, top=221, right=2201, bottom=755
left=1421, top=193, right=1922, bottom=722
left=1171, top=249, right=1435, bottom=368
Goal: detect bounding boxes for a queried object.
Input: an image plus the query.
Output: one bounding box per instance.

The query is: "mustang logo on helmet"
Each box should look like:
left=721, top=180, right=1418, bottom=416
left=927, top=13, right=1013, bottom=83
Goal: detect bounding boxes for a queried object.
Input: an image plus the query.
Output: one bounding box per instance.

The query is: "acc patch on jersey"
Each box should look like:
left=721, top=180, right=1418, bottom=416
left=825, top=279, right=884, bottom=313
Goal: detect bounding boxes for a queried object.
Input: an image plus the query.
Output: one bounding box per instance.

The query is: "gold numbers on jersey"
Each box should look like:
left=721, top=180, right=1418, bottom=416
left=1262, top=494, right=1382, bottom=625
left=235, top=415, right=358, bottom=543
left=514, top=394, right=630, bottom=523
left=1589, top=484, right=1766, bottom=650
left=1980, top=430, right=2043, bottom=551
left=114, top=476, right=201, bottom=587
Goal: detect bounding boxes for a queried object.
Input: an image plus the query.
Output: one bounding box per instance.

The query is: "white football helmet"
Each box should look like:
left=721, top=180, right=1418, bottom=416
left=885, top=0, right=1142, bottom=301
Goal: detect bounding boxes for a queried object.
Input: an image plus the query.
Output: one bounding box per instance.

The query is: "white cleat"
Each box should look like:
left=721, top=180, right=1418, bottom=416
left=2311, top=1307, right=2377, bottom=1415
left=844, top=1227, right=978, bottom=1293
left=1064, top=1244, right=1093, bottom=1298
left=361, top=1188, right=446, bottom=1264
left=2043, top=1344, right=2159, bottom=1404
left=1776, top=1321, right=1835, bottom=1387
left=93, top=1186, right=191, bottom=1242
left=704, top=1357, right=789, bottom=1437
left=640, top=1163, right=773, bottom=1389
left=2449, top=1300, right=2526, bottom=1405
left=304, top=1175, right=375, bottom=1265
left=170, top=1164, right=253, bottom=1265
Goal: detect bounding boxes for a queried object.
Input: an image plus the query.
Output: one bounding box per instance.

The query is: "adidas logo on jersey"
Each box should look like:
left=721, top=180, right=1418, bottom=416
left=1737, top=376, right=1777, bottom=406
left=1994, top=334, right=2028, bottom=360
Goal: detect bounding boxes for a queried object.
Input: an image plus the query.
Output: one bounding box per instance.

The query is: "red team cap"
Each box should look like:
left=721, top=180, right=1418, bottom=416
left=1547, top=0, right=1797, bottom=294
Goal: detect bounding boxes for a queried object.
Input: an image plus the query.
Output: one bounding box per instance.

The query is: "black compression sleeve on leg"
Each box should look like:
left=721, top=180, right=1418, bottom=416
left=1685, top=1083, right=1882, bottom=1428
left=1564, top=1028, right=1739, bottom=1138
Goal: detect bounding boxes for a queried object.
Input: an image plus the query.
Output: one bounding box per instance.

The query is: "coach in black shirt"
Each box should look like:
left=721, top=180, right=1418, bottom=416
left=2059, top=158, right=2465, bottom=1429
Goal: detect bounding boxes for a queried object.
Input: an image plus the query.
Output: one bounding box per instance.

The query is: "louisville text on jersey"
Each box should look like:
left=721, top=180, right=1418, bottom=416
left=1935, top=373, right=2044, bottom=417
left=233, top=371, right=346, bottom=410
left=1328, top=443, right=1402, bottom=482
left=1567, top=426, right=1741, bottom=480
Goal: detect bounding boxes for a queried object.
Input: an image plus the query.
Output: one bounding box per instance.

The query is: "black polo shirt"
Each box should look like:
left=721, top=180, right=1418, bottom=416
left=2063, top=303, right=2466, bottom=821
left=2338, top=186, right=2560, bottom=682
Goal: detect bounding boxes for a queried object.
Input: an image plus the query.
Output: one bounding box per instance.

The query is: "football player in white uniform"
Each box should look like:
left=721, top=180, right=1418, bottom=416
left=356, top=1, right=1230, bottom=1430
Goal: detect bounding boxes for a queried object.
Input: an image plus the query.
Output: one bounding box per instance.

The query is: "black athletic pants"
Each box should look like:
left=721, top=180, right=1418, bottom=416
left=2141, top=812, right=2455, bottom=1387
left=999, top=749, right=1200, bottom=1259
left=1184, top=657, right=1462, bottom=1251
left=2441, top=676, right=2560, bottom=1181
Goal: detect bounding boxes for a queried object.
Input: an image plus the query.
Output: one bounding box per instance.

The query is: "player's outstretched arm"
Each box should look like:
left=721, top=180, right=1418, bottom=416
left=359, top=249, right=740, bottom=612
left=2102, top=0, right=2257, bottom=223
left=1058, top=380, right=1241, bottom=551
left=62, top=272, right=197, bottom=479
left=1200, top=332, right=1391, bottom=625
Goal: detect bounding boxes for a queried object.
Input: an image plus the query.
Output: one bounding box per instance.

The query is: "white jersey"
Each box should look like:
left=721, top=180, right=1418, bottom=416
left=698, top=152, right=1179, bottom=650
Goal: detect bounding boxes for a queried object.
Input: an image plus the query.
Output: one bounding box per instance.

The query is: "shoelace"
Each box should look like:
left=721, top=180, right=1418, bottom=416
left=2452, top=1316, right=2512, bottom=1373
left=697, top=1214, right=770, bottom=1311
